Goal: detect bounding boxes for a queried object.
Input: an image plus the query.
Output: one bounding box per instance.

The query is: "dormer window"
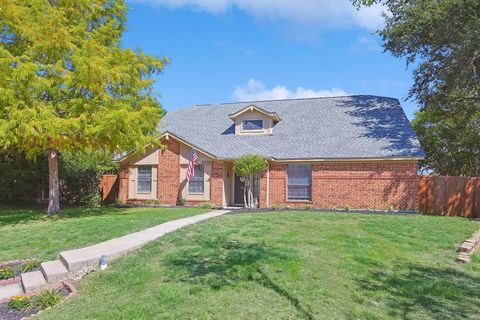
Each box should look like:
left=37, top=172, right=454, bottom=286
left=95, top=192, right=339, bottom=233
left=242, top=120, right=263, bottom=131
left=229, top=104, right=281, bottom=136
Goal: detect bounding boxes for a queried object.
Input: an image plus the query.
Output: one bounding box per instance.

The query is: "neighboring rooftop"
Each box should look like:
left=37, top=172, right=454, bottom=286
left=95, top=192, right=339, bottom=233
left=158, top=95, right=425, bottom=160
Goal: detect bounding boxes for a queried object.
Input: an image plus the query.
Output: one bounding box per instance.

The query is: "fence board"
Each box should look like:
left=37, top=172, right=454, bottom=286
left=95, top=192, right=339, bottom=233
left=100, top=174, right=119, bottom=205
left=419, top=176, right=480, bottom=218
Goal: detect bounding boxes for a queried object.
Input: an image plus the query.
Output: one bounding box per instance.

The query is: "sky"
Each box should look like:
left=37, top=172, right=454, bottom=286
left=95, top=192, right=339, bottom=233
left=123, top=0, right=418, bottom=119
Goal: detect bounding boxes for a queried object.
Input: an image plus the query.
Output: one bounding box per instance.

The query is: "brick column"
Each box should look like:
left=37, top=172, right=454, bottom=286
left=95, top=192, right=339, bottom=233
left=268, top=163, right=287, bottom=207
left=157, top=139, right=181, bottom=205
left=258, top=162, right=269, bottom=208
left=210, top=161, right=224, bottom=207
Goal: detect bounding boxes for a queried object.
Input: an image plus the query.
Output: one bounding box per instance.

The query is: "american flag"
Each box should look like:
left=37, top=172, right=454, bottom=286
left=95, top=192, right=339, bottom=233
left=186, top=149, right=198, bottom=181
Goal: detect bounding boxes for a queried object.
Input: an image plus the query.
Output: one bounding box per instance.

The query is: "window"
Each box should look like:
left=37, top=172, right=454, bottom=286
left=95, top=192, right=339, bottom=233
left=137, top=166, right=152, bottom=193
left=287, top=164, right=311, bottom=200
left=242, top=119, right=263, bottom=131
left=188, top=164, right=204, bottom=193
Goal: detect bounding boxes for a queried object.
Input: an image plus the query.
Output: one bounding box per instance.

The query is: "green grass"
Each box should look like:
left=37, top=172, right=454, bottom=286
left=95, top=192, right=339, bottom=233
left=0, top=205, right=207, bottom=261
left=38, top=212, right=480, bottom=320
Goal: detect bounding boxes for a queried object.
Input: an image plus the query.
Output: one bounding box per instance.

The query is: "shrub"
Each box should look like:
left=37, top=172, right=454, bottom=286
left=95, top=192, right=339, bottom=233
left=271, top=203, right=278, bottom=211
left=86, top=192, right=102, bottom=207
left=21, top=260, right=42, bottom=273
left=0, top=150, right=117, bottom=205
left=8, top=295, right=31, bottom=310
left=344, top=205, right=351, bottom=212
left=32, top=289, right=62, bottom=309
left=59, top=150, right=118, bottom=206
left=304, top=204, right=312, bottom=211
left=0, top=151, right=48, bottom=202
left=200, top=202, right=214, bottom=209
left=0, top=267, right=14, bottom=279
left=145, top=199, right=160, bottom=205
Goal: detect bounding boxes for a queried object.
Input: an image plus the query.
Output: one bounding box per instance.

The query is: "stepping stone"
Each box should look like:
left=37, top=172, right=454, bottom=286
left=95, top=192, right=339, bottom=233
left=0, top=283, right=23, bottom=302
left=457, top=254, right=471, bottom=263
left=21, top=271, right=47, bottom=292
left=458, top=243, right=474, bottom=253
left=40, top=260, right=68, bottom=284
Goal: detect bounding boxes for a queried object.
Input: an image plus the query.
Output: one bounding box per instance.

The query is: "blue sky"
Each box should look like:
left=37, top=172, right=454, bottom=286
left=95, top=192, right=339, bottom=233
left=123, top=0, right=418, bottom=119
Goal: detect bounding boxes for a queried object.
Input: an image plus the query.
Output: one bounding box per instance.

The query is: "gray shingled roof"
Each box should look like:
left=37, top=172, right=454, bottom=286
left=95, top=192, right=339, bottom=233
left=158, top=95, right=425, bottom=160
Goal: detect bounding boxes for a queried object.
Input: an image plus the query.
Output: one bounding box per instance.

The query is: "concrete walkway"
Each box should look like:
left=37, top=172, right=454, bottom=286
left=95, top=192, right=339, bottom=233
left=0, top=209, right=230, bottom=303
left=60, top=209, right=230, bottom=277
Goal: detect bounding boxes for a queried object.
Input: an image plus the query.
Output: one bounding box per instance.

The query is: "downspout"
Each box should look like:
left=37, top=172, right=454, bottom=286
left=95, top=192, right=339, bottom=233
left=266, top=161, right=270, bottom=208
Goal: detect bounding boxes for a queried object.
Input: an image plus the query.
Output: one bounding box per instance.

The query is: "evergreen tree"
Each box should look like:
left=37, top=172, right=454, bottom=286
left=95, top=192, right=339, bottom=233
left=353, top=0, right=480, bottom=175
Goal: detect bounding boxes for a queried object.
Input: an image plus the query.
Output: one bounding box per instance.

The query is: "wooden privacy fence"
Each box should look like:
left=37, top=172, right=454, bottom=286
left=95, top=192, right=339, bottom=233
left=100, top=174, right=119, bottom=205
left=419, top=176, right=480, bottom=218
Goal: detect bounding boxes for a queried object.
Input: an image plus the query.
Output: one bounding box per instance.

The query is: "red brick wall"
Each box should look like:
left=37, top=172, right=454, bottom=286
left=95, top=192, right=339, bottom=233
left=210, top=161, right=224, bottom=207
left=118, top=139, right=224, bottom=207
left=118, top=139, right=181, bottom=205
left=260, top=161, right=419, bottom=211
left=259, top=169, right=268, bottom=208
left=157, top=139, right=181, bottom=205
left=268, top=163, right=288, bottom=207
left=121, top=146, right=418, bottom=211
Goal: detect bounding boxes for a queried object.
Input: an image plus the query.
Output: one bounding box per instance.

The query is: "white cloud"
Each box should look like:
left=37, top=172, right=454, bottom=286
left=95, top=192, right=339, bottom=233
left=130, top=0, right=385, bottom=30
left=350, top=35, right=382, bottom=52
left=232, top=79, right=348, bottom=101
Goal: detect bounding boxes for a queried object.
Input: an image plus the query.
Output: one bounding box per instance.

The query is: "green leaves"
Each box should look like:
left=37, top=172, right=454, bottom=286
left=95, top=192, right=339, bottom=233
left=233, top=154, right=268, bottom=178
left=353, top=0, right=480, bottom=176
left=0, top=0, right=167, bottom=157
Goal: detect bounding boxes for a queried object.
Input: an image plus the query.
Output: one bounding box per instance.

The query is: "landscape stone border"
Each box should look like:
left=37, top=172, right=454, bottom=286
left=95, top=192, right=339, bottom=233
left=0, top=259, right=37, bottom=269
left=0, top=276, right=21, bottom=287
left=457, top=229, right=480, bottom=263
left=3, top=281, right=77, bottom=320
left=0, top=259, right=41, bottom=298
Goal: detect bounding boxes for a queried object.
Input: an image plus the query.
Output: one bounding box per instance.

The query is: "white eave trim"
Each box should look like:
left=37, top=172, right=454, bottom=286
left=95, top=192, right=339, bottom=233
left=271, top=157, right=424, bottom=163
left=163, top=132, right=216, bottom=159
left=228, top=105, right=281, bottom=122
left=115, top=131, right=216, bottom=163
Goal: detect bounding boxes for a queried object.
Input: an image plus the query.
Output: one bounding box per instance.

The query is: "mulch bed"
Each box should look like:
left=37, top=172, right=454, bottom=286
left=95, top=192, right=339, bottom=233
left=0, top=282, right=75, bottom=320
left=0, top=301, right=40, bottom=320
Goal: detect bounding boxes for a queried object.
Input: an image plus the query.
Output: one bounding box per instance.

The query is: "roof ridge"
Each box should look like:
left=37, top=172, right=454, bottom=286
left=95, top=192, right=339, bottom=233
left=192, top=94, right=397, bottom=107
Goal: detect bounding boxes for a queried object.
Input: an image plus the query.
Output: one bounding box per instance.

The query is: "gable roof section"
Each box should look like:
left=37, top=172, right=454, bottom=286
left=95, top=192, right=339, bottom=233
left=228, top=104, right=281, bottom=122
left=158, top=95, right=425, bottom=160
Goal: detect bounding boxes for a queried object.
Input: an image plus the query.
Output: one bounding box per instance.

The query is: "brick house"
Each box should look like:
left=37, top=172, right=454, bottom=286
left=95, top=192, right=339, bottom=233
left=117, top=96, right=424, bottom=211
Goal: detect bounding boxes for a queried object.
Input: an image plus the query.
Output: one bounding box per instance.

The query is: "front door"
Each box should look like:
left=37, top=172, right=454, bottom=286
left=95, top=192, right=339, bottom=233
left=234, top=174, right=260, bottom=206
left=234, top=175, right=244, bottom=205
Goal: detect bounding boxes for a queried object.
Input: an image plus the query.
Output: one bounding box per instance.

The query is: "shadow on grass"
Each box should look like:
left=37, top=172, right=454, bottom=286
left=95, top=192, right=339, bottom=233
left=354, top=264, right=480, bottom=319
left=0, top=204, right=128, bottom=226
left=164, top=236, right=313, bottom=319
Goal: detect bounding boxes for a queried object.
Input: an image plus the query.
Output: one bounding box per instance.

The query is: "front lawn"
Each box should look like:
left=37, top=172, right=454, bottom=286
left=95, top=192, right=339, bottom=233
left=0, top=205, right=207, bottom=261
left=39, top=212, right=480, bottom=320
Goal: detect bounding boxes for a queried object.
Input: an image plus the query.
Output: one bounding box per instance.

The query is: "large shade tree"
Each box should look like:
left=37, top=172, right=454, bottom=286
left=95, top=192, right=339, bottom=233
left=353, top=0, right=480, bottom=176
left=0, top=0, right=167, bottom=214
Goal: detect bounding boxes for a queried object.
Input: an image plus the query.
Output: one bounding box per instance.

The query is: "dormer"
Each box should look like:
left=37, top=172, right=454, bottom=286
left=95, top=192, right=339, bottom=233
left=229, top=105, right=280, bottom=135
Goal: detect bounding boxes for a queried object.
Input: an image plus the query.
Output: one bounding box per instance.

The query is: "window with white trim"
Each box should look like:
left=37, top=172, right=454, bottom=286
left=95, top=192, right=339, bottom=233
left=287, top=164, right=312, bottom=200
left=242, top=119, right=263, bottom=131
left=188, top=164, right=204, bottom=193
left=137, top=166, right=152, bottom=193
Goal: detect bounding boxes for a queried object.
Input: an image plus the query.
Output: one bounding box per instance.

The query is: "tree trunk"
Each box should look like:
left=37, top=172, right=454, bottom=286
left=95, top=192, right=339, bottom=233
left=47, top=148, right=60, bottom=215
left=243, top=178, right=248, bottom=208
left=248, top=174, right=254, bottom=208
